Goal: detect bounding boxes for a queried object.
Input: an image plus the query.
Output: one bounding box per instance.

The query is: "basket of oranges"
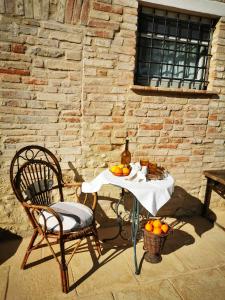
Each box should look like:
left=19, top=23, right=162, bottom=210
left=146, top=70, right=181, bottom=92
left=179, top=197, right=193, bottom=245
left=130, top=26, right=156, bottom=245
left=142, top=219, right=171, bottom=263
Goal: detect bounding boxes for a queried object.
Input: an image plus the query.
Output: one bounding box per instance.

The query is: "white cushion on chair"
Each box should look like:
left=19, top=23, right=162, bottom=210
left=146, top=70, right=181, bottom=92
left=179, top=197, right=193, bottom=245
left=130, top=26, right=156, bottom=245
left=39, top=202, right=93, bottom=233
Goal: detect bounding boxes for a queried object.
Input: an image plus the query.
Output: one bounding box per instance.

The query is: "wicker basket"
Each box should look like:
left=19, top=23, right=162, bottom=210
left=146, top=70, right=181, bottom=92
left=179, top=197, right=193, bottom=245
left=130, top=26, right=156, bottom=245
left=143, top=227, right=171, bottom=263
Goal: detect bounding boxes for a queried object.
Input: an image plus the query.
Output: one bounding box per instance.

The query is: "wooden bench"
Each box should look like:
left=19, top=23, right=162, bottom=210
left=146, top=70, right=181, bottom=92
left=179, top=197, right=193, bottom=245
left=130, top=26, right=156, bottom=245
left=202, top=170, right=225, bottom=218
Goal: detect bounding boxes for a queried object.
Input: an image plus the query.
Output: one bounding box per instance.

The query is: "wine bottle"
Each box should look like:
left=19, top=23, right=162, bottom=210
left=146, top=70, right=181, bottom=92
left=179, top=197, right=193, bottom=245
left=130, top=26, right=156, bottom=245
left=121, top=139, right=131, bottom=165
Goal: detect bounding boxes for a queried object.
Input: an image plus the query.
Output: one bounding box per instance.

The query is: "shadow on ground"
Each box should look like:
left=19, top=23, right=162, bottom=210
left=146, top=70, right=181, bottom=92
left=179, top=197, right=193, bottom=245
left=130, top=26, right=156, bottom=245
left=158, top=185, right=216, bottom=237
left=0, top=228, right=22, bottom=264
left=162, top=228, right=195, bottom=255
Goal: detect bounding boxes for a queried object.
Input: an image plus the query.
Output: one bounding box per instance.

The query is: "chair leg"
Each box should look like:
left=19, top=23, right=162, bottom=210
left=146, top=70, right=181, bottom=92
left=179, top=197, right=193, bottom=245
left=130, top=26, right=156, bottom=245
left=21, top=229, right=38, bottom=269
left=60, top=265, right=69, bottom=293
left=59, top=241, right=69, bottom=293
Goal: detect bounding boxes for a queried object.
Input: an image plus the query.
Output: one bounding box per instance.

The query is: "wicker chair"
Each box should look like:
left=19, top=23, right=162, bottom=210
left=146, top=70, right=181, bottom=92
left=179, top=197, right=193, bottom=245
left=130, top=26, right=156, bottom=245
left=10, top=145, right=101, bottom=293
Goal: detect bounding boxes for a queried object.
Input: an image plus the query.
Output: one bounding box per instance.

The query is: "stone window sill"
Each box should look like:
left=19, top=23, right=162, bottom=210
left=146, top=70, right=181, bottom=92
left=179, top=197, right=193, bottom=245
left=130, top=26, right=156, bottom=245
left=130, top=85, right=218, bottom=96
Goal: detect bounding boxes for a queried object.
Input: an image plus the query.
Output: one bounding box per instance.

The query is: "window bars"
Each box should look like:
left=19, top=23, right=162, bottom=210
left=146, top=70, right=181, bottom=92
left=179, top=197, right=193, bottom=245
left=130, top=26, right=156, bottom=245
left=135, top=6, right=216, bottom=90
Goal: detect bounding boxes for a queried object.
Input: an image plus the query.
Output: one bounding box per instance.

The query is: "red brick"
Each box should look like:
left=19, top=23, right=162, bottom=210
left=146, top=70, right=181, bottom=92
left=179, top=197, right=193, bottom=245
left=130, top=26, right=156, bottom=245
left=207, top=127, right=217, bottom=133
left=87, top=29, right=114, bottom=39
left=97, top=69, right=108, bottom=76
left=0, top=68, right=30, bottom=76
left=158, top=144, right=178, bottom=149
left=88, top=19, right=120, bottom=31
left=175, top=157, right=189, bottom=163
left=61, top=110, right=81, bottom=116
left=62, top=117, right=80, bottom=123
left=95, top=145, right=112, bottom=151
left=208, top=114, right=217, bottom=121
left=11, top=43, right=26, bottom=54
left=193, top=149, right=204, bottom=155
left=112, top=116, right=124, bottom=123
left=164, top=118, right=174, bottom=124
left=93, top=2, right=123, bottom=14
left=80, top=0, right=90, bottom=25
left=159, top=138, right=183, bottom=144
left=65, top=0, right=75, bottom=23
left=72, top=0, right=82, bottom=24
left=142, top=144, right=155, bottom=149
left=139, top=124, right=163, bottom=130
left=101, top=124, right=113, bottom=129
left=22, top=78, right=48, bottom=85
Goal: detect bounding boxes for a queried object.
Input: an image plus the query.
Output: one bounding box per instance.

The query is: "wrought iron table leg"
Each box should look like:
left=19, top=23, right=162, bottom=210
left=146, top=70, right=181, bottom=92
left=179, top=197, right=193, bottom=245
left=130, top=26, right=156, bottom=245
left=131, top=196, right=140, bottom=275
left=102, top=188, right=128, bottom=242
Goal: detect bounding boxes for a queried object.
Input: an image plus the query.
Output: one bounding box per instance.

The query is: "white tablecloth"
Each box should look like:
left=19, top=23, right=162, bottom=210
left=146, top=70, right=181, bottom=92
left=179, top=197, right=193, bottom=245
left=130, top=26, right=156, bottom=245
left=82, top=169, right=174, bottom=216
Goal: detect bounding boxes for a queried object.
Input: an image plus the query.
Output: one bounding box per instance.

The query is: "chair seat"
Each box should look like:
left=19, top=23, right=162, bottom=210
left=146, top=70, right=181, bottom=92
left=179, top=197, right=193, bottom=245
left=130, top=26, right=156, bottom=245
left=39, top=202, right=93, bottom=233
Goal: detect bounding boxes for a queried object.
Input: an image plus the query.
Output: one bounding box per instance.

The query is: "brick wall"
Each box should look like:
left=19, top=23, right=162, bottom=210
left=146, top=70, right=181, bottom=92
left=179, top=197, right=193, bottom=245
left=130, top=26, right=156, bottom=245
left=0, top=0, right=225, bottom=235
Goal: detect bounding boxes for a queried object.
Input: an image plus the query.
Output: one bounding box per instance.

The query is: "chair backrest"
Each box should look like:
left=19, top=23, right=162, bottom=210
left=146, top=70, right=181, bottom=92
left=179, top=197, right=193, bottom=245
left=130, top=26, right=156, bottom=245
left=10, top=145, right=64, bottom=206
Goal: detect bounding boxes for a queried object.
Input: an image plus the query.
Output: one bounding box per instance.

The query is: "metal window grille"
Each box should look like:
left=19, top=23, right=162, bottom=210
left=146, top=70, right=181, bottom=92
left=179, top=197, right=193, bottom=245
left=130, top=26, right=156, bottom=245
left=135, top=6, right=216, bottom=90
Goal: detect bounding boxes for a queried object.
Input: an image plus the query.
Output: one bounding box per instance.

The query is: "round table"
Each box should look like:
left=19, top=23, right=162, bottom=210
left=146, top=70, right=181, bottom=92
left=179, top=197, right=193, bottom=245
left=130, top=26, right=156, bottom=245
left=82, top=169, right=174, bottom=274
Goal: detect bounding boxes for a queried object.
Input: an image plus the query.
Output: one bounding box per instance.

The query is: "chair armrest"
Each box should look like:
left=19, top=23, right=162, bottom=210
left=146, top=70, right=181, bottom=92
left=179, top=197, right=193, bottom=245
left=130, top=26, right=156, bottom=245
left=23, top=202, right=63, bottom=236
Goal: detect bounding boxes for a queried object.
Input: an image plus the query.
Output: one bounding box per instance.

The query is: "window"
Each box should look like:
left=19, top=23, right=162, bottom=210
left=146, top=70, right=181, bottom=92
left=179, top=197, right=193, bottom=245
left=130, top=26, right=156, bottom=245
left=135, top=6, right=216, bottom=90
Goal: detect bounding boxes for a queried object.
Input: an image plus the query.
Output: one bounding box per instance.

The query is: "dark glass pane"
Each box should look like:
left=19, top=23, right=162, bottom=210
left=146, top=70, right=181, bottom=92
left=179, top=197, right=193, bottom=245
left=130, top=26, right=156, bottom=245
left=190, top=23, right=200, bottom=40
left=149, top=63, right=161, bottom=76
left=137, top=63, right=149, bottom=75
left=138, top=46, right=151, bottom=62
left=155, top=17, right=165, bottom=34
left=179, top=21, right=188, bottom=39
left=201, top=25, right=210, bottom=41
left=167, top=19, right=177, bottom=36
left=152, top=39, right=163, bottom=48
left=151, top=48, right=162, bottom=62
left=139, top=15, right=153, bottom=33
left=139, top=37, right=151, bottom=47
left=136, top=76, right=149, bottom=85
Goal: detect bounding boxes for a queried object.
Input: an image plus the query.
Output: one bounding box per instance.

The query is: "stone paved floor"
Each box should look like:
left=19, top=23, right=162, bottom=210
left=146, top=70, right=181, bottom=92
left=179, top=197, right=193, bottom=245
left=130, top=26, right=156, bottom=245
left=0, top=210, right=225, bottom=300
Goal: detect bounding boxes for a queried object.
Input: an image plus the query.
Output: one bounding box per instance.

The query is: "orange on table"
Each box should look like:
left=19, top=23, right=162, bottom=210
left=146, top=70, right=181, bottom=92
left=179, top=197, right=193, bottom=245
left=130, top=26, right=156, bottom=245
left=110, top=165, right=117, bottom=173
left=122, top=167, right=130, bottom=176
left=118, top=164, right=124, bottom=169
left=152, top=219, right=162, bottom=228
left=114, top=166, right=123, bottom=176
left=161, top=223, right=169, bottom=233
left=145, top=222, right=153, bottom=232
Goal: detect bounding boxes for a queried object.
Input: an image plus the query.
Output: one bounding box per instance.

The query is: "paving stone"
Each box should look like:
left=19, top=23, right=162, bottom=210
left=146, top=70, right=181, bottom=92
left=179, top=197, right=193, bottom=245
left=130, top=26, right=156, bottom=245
left=170, top=269, right=225, bottom=300
left=6, top=257, right=75, bottom=299
left=218, top=265, right=225, bottom=277
left=70, top=240, right=139, bottom=297
left=171, top=219, right=225, bottom=270
left=77, top=292, right=114, bottom=300
left=113, top=280, right=182, bottom=300
left=0, top=265, right=9, bottom=300
left=123, top=242, right=189, bottom=283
